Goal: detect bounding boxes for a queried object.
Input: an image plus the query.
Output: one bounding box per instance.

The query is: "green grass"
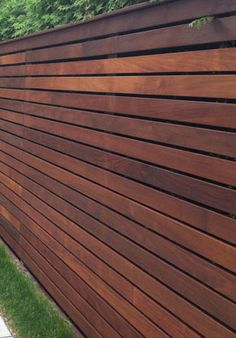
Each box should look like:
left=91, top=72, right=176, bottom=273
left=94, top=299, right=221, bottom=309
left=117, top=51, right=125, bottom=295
left=0, top=243, right=76, bottom=338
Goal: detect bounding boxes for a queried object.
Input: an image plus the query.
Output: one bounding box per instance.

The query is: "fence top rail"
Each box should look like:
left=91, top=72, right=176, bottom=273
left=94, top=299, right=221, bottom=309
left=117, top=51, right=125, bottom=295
left=0, top=0, right=235, bottom=55
left=0, top=0, right=174, bottom=46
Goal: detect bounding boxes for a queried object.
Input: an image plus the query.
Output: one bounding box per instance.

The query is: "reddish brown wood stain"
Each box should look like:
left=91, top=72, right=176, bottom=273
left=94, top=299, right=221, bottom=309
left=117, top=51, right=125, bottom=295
left=0, top=1, right=236, bottom=337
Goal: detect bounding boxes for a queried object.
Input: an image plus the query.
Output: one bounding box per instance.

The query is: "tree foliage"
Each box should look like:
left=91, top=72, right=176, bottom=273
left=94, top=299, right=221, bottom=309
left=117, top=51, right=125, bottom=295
left=0, top=0, right=149, bottom=41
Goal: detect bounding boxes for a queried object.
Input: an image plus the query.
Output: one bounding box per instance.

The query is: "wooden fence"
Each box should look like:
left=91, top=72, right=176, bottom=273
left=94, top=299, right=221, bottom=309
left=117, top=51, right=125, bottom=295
left=0, top=0, right=236, bottom=337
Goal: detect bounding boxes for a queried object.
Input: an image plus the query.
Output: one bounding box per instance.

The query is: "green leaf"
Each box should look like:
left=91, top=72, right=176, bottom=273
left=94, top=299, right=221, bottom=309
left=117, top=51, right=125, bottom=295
left=189, top=16, right=215, bottom=30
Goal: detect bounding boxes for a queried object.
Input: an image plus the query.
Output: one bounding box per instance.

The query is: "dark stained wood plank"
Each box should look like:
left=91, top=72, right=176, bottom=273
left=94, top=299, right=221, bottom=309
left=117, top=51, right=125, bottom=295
left=20, top=236, right=122, bottom=338
left=24, top=16, right=236, bottom=63
left=22, top=226, right=199, bottom=338
left=0, top=52, right=25, bottom=66
left=0, top=196, right=146, bottom=338
left=12, top=217, right=116, bottom=337
left=1, top=126, right=236, bottom=248
left=24, top=116, right=236, bottom=180
left=1, top=157, right=234, bottom=327
left=2, top=74, right=236, bottom=99
left=0, top=181, right=233, bottom=337
left=0, top=212, right=20, bottom=241
left=20, top=247, right=103, bottom=338
left=0, top=2, right=236, bottom=337
left=1, top=48, right=236, bottom=73
left=2, top=112, right=235, bottom=214
left=1, top=102, right=235, bottom=158
left=0, top=77, right=25, bottom=89
left=0, top=0, right=235, bottom=55
left=0, top=204, right=21, bottom=231
left=0, top=89, right=236, bottom=129
left=1, top=126, right=236, bottom=249
left=18, top=75, right=236, bottom=99
left=0, top=64, right=25, bottom=76
left=0, top=216, right=21, bottom=255
left=0, top=191, right=200, bottom=338
left=20, top=230, right=167, bottom=337
left=0, top=89, right=26, bottom=101
left=2, top=143, right=234, bottom=278
left=1, top=153, right=235, bottom=305
left=1, top=115, right=236, bottom=196
left=2, top=114, right=236, bottom=193
left=11, top=127, right=236, bottom=214
left=0, top=185, right=167, bottom=338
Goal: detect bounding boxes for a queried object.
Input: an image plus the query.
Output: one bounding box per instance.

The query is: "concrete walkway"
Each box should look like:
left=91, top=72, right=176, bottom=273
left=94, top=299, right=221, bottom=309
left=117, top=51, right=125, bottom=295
left=0, top=317, right=13, bottom=338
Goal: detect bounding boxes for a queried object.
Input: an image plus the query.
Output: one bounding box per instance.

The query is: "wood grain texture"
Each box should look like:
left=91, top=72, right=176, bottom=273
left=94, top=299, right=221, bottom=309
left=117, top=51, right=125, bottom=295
left=1, top=142, right=236, bottom=276
left=22, top=16, right=236, bottom=63
left=1, top=74, right=236, bottom=99
left=0, top=181, right=235, bottom=338
left=0, top=48, right=236, bottom=72
left=0, top=0, right=235, bottom=55
left=1, top=131, right=236, bottom=253
left=0, top=2, right=236, bottom=337
left=1, top=90, right=236, bottom=128
left=1, top=150, right=236, bottom=303
left=1, top=191, right=197, bottom=338
left=1, top=103, right=235, bottom=157
left=0, top=75, right=231, bottom=99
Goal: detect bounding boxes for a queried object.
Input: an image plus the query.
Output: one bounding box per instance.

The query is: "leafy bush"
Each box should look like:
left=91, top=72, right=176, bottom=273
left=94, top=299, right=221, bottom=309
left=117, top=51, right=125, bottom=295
left=0, top=0, right=149, bottom=41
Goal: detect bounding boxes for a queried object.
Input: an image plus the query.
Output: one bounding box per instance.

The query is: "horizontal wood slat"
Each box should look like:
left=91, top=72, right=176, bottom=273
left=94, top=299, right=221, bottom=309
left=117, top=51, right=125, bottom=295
left=1, top=106, right=236, bottom=158
left=0, top=1, right=235, bottom=337
left=1, top=16, right=230, bottom=64
left=0, top=90, right=236, bottom=128
left=0, top=48, right=235, bottom=72
left=0, top=183, right=234, bottom=337
left=0, top=0, right=235, bottom=55
left=1, top=75, right=236, bottom=99
left=0, top=142, right=234, bottom=297
left=15, top=17, right=235, bottom=63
